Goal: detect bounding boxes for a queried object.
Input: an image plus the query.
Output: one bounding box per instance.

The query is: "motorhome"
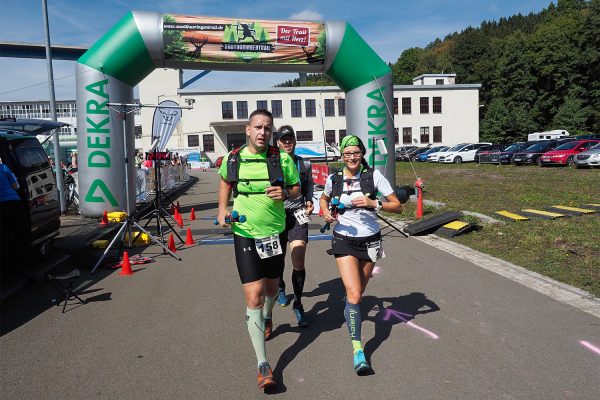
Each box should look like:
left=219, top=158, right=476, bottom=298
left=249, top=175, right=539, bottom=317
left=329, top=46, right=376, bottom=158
left=528, top=130, right=570, bottom=141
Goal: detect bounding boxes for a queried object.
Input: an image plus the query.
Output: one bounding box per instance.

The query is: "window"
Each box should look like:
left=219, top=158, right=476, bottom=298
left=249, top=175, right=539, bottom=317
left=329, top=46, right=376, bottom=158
left=257, top=100, right=268, bottom=110
left=187, top=134, right=199, bottom=147
left=420, top=97, right=429, bottom=114
left=236, top=101, right=248, bottom=119
left=394, top=128, right=399, bottom=144
left=338, top=98, right=346, bottom=116
left=433, top=126, right=442, bottom=143
left=420, top=127, right=430, bottom=143
left=402, top=127, right=412, bottom=144
left=134, top=126, right=142, bottom=139
left=339, top=129, right=346, bottom=141
left=296, top=130, right=313, bottom=141
left=436, top=79, right=444, bottom=85
left=433, top=97, right=442, bottom=114
left=305, top=99, right=316, bottom=117
left=291, top=100, right=302, bottom=118
left=402, top=98, right=411, bottom=114
left=222, top=101, right=233, bottom=119
left=271, top=100, right=282, bottom=118
left=393, top=98, right=399, bottom=114
left=325, top=130, right=336, bottom=144
left=324, top=99, right=335, bottom=117
left=203, top=134, right=215, bottom=152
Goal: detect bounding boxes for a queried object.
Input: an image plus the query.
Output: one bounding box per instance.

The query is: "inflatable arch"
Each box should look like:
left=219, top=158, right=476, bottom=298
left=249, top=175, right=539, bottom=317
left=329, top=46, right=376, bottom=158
left=76, top=11, right=394, bottom=217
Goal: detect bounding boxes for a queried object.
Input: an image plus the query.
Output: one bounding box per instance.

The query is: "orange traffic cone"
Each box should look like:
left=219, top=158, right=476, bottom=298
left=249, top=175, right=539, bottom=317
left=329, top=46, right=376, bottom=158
left=168, top=233, right=177, bottom=253
left=185, top=227, right=195, bottom=246
left=189, top=208, right=196, bottom=221
left=176, top=212, right=184, bottom=227
left=119, top=251, right=133, bottom=276
left=100, top=209, right=109, bottom=227
left=176, top=201, right=181, bottom=213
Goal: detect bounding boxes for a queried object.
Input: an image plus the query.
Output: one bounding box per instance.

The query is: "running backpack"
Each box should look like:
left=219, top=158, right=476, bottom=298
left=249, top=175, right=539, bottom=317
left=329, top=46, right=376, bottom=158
left=226, top=145, right=285, bottom=198
left=329, top=166, right=376, bottom=200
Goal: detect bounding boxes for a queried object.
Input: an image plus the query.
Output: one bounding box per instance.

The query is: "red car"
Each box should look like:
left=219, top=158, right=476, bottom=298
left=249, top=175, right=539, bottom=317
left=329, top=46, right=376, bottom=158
left=539, top=140, right=600, bottom=166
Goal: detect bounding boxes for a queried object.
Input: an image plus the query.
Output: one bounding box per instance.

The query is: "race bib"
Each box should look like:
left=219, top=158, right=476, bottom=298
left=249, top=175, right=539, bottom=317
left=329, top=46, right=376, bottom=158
left=255, top=235, right=283, bottom=259
left=293, top=208, right=310, bottom=225
left=367, top=240, right=385, bottom=262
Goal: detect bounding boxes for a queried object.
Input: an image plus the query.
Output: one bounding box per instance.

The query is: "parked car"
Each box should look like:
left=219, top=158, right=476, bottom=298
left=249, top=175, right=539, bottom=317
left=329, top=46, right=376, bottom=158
left=431, top=143, right=468, bottom=163
left=394, top=146, right=419, bottom=161
left=438, top=143, right=492, bottom=163
left=417, top=146, right=448, bottom=162
left=475, top=143, right=511, bottom=163
left=573, top=142, right=600, bottom=168
left=484, top=141, right=545, bottom=164
left=539, top=140, right=600, bottom=166
left=1, top=124, right=62, bottom=266
left=512, top=140, right=563, bottom=166
left=397, top=146, right=427, bottom=162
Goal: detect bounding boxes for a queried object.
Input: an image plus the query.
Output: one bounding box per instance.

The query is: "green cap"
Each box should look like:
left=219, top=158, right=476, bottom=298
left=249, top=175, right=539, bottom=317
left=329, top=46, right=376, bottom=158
left=340, top=135, right=365, bottom=152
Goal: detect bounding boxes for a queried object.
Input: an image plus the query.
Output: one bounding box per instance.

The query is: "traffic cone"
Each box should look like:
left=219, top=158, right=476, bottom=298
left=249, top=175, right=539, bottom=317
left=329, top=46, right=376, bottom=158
left=176, top=201, right=181, bottom=213
left=189, top=208, right=196, bottom=221
left=168, top=233, right=177, bottom=252
left=119, top=251, right=133, bottom=276
left=176, top=212, right=184, bottom=227
left=100, top=209, right=109, bottom=227
left=171, top=204, right=176, bottom=215
left=185, top=227, right=195, bottom=245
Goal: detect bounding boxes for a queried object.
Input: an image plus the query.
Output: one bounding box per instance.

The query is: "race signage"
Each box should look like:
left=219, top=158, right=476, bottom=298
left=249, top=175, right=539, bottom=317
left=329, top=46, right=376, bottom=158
left=145, top=151, right=172, bottom=160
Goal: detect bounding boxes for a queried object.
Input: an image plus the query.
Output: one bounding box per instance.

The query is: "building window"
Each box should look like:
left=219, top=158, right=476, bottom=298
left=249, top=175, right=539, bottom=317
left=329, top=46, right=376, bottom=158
left=420, top=97, right=429, bottom=114
left=222, top=101, right=233, bottom=119
left=402, top=128, right=412, bottom=144
left=433, top=126, right=442, bottom=143
left=305, top=99, right=316, bottom=117
left=134, top=126, right=142, bottom=139
left=237, top=101, right=248, bottom=119
left=433, top=97, right=442, bottom=114
left=338, top=98, right=346, bottom=116
left=271, top=100, right=282, bottom=118
left=296, top=130, right=313, bottom=141
left=257, top=100, right=268, bottom=110
left=325, top=130, right=336, bottom=144
left=291, top=100, right=302, bottom=118
left=394, top=128, right=399, bottom=144
left=203, top=134, right=215, bottom=152
left=420, top=127, right=430, bottom=143
left=187, top=134, right=199, bottom=147
left=436, top=79, right=444, bottom=85
left=324, top=99, right=335, bottom=117
left=339, top=129, right=346, bottom=141
left=393, top=98, right=399, bottom=114
left=402, top=98, right=411, bottom=114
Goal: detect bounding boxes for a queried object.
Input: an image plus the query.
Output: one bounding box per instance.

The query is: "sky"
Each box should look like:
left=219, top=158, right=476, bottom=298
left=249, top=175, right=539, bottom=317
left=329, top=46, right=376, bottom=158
left=0, top=0, right=554, bottom=102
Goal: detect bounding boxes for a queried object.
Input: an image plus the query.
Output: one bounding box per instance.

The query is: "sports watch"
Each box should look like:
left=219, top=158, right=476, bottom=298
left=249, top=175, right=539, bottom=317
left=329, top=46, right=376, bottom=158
left=375, top=200, right=383, bottom=212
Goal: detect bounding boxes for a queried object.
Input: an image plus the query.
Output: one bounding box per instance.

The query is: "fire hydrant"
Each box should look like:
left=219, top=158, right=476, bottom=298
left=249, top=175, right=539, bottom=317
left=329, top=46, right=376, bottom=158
left=415, top=178, right=424, bottom=219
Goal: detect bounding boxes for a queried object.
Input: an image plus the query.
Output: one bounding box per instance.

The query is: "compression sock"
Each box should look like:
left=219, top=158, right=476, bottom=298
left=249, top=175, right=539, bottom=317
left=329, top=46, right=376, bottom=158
left=291, top=268, right=306, bottom=306
left=263, top=294, right=277, bottom=320
left=344, top=300, right=363, bottom=352
left=246, top=307, right=267, bottom=366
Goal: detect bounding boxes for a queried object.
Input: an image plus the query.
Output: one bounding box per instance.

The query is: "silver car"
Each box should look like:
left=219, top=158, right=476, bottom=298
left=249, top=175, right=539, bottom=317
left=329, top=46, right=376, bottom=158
left=574, top=142, right=600, bottom=168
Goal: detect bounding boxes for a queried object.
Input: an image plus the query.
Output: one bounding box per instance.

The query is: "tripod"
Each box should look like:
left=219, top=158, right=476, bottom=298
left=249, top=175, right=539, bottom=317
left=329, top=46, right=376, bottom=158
left=135, top=152, right=185, bottom=248
left=91, top=103, right=182, bottom=274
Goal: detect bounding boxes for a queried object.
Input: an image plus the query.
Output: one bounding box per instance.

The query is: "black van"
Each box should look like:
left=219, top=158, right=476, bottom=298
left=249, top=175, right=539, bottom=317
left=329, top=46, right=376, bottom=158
left=0, top=121, right=63, bottom=264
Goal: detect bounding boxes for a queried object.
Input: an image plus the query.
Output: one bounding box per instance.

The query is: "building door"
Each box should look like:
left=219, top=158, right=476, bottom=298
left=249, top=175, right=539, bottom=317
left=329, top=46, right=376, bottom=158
left=227, top=133, right=246, bottom=150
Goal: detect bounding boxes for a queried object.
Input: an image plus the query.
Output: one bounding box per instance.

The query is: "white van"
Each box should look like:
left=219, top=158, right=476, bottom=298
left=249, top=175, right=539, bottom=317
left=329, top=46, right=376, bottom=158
left=528, top=130, right=570, bottom=141
left=295, top=141, right=340, bottom=161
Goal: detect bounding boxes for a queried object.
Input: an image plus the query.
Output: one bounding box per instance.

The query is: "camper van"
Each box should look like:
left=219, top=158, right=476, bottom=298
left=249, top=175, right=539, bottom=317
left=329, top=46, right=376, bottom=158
left=528, top=130, right=570, bottom=141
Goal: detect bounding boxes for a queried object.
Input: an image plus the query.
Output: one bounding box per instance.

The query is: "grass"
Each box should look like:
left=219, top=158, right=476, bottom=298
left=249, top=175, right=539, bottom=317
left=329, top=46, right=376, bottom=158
left=393, top=162, right=600, bottom=297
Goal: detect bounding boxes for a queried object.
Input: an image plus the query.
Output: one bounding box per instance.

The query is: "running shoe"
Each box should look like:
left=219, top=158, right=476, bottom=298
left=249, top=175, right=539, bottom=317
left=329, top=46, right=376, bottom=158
left=292, top=303, right=308, bottom=327
left=257, top=362, right=276, bottom=389
left=353, top=350, right=372, bottom=373
left=277, top=287, right=289, bottom=307
left=264, top=317, right=273, bottom=340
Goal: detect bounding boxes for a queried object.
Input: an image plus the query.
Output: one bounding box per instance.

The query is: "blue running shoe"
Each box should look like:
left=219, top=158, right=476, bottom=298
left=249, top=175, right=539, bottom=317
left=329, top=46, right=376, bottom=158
left=353, top=350, right=371, bottom=373
left=277, top=288, right=289, bottom=307
left=292, top=303, right=308, bottom=327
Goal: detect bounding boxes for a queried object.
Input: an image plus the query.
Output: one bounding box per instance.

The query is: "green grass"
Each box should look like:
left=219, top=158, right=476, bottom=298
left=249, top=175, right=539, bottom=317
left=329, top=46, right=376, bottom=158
left=394, top=162, right=600, bottom=297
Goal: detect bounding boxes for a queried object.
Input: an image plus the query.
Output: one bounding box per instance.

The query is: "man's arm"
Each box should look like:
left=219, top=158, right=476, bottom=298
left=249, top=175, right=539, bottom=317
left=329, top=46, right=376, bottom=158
left=217, top=177, right=232, bottom=226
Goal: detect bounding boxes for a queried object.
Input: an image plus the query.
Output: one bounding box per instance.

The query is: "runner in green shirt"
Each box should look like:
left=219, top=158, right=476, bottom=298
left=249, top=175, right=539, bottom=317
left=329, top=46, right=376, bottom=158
left=217, top=109, right=300, bottom=390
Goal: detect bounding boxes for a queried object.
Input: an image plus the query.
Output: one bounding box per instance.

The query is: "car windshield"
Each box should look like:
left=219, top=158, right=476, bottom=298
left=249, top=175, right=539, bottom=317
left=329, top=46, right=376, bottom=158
left=591, top=142, right=600, bottom=149
left=525, top=142, right=552, bottom=151
left=554, top=142, right=579, bottom=150
left=447, top=144, right=465, bottom=152
left=504, top=144, right=522, bottom=152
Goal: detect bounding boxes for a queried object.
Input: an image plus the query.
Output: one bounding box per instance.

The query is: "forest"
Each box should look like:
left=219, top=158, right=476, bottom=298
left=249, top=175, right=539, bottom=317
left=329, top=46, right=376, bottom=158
left=276, top=0, right=600, bottom=142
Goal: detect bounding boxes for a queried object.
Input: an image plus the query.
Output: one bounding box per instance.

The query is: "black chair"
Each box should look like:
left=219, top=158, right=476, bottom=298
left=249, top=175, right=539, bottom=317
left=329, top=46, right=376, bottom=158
left=48, top=269, right=87, bottom=313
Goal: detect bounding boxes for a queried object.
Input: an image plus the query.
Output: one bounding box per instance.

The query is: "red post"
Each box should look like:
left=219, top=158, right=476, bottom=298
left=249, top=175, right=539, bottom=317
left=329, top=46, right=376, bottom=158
left=415, top=178, right=424, bottom=220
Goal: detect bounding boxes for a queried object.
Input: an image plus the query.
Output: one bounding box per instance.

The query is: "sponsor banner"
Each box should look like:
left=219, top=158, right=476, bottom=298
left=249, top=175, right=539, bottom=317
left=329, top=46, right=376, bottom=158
left=163, top=15, right=326, bottom=65
left=152, top=100, right=182, bottom=151
left=311, top=163, right=330, bottom=187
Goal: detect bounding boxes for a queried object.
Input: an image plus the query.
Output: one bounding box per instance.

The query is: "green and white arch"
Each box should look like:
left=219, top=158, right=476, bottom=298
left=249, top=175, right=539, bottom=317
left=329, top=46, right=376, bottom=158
left=76, top=11, right=394, bottom=217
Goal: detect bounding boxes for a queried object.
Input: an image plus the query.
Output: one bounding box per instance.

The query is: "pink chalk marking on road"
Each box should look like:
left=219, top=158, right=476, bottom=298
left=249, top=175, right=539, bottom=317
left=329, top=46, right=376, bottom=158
left=381, top=307, right=439, bottom=339
left=580, top=341, right=600, bottom=356
left=373, top=267, right=381, bottom=274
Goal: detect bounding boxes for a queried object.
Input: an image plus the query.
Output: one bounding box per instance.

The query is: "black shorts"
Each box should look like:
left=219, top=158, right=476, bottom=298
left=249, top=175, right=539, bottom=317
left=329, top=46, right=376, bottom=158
left=285, top=210, right=309, bottom=243
left=331, top=231, right=381, bottom=262
left=233, top=233, right=288, bottom=284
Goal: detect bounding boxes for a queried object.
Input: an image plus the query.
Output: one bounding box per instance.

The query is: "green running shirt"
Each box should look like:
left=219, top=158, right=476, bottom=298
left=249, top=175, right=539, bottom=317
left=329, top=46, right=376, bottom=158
left=219, top=147, right=299, bottom=238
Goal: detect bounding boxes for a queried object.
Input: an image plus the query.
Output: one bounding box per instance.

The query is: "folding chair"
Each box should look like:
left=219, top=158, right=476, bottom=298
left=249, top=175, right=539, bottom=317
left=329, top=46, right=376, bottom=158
left=48, top=269, right=87, bottom=313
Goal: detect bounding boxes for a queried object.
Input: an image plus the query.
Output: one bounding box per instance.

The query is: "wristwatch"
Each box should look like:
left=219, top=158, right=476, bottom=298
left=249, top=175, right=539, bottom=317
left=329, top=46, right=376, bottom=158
left=375, top=200, right=383, bottom=212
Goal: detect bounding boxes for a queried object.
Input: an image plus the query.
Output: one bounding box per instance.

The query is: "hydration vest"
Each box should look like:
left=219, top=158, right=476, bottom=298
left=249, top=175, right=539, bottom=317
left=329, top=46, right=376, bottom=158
left=329, top=166, right=376, bottom=200
left=293, top=155, right=310, bottom=198
left=226, top=145, right=285, bottom=198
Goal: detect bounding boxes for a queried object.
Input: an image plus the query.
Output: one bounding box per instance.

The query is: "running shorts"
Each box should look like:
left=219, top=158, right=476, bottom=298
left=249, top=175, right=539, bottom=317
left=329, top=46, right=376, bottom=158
left=331, top=231, right=382, bottom=262
left=233, top=232, right=288, bottom=284
left=285, top=209, right=309, bottom=243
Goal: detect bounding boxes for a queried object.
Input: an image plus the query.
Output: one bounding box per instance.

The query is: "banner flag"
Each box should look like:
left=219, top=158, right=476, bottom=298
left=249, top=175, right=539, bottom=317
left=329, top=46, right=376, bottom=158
left=152, top=100, right=182, bottom=151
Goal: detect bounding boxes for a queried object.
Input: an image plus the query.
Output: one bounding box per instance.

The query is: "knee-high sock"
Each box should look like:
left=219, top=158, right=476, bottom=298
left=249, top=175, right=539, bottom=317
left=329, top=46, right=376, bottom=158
left=344, top=300, right=363, bottom=352
left=279, top=277, right=286, bottom=290
left=263, top=294, right=277, bottom=320
left=246, top=308, right=267, bottom=366
left=291, top=268, right=306, bottom=304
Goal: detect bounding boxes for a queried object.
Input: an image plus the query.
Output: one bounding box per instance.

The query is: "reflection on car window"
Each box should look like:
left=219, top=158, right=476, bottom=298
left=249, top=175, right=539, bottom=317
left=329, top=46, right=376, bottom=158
left=554, top=142, right=578, bottom=150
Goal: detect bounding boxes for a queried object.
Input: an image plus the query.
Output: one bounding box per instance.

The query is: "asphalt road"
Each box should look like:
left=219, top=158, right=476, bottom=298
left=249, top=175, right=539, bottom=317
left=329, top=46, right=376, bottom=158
left=1, top=170, right=599, bottom=399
